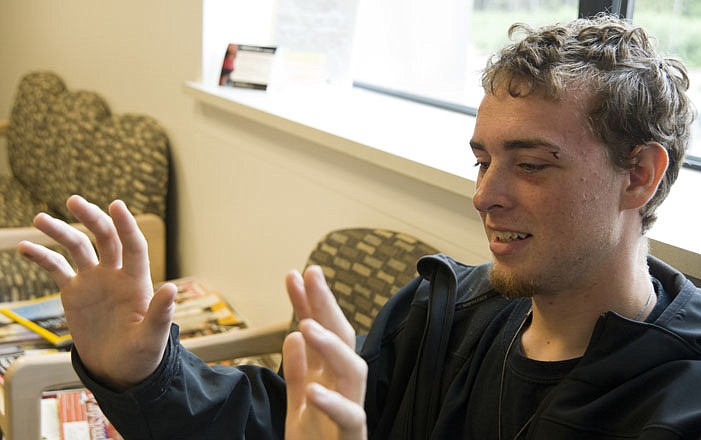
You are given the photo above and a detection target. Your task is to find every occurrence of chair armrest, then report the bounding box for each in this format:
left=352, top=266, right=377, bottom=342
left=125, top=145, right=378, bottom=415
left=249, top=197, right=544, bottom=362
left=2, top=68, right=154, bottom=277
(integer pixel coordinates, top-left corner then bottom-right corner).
left=0, top=119, right=8, bottom=137
left=0, top=213, right=166, bottom=283
left=183, top=321, right=289, bottom=362
left=2, top=351, right=79, bottom=440
left=135, top=213, right=166, bottom=283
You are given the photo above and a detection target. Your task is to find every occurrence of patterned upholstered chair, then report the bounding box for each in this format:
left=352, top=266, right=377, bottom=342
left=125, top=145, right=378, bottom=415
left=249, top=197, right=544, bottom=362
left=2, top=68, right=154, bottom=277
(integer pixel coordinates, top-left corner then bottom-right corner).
left=0, top=71, right=170, bottom=302
left=303, top=228, right=440, bottom=334
left=184, top=227, right=441, bottom=368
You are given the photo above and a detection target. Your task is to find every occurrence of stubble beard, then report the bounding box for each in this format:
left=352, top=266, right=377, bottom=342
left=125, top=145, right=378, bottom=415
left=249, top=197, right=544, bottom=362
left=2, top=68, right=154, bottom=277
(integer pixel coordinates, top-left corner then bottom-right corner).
left=489, top=264, right=540, bottom=299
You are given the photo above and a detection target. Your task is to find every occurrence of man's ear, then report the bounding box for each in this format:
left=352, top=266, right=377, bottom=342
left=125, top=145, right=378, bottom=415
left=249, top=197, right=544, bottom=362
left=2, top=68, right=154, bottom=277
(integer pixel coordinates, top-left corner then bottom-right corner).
left=621, top=142, right=669, bottom=210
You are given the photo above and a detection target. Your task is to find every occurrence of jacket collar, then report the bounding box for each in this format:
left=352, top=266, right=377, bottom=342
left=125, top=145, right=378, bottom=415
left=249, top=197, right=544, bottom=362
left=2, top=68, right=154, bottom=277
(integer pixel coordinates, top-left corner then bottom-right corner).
left=419, top=253, right=701, bottom=360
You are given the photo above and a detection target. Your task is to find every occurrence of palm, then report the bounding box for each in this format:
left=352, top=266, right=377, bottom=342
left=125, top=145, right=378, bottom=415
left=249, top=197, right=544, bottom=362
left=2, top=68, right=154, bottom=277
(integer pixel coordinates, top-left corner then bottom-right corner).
left=61, top=265, right=167, bottom=386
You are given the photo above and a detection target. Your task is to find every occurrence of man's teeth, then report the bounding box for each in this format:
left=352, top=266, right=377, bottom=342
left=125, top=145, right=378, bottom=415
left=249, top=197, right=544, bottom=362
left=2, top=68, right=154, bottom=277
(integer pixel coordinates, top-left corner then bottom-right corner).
left=494, top=231, right=530, bottom=242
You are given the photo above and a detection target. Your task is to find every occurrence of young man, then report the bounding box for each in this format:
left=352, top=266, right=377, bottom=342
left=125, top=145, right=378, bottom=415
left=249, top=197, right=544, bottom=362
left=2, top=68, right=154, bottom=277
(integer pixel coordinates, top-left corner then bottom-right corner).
left=19, top=14, right=701, bottom=440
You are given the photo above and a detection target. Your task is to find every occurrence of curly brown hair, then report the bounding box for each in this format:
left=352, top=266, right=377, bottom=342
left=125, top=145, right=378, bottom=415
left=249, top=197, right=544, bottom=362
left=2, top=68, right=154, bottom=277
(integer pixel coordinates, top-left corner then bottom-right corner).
left=481, top=14, right=696, bottom=233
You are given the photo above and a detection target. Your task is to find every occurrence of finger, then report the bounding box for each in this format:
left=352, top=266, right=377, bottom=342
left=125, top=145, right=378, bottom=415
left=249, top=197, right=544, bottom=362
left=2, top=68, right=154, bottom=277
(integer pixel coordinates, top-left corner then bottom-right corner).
left=299, top=319, right=368, bottom=403
left=306, top=382, right=367, bottom=435
left=66, top=195, right=122, bottom=269
left=32, top=212, right=98, bottom=271
left=282, top=332, right=308, bottom=413
left=108, top=200, right=150, bottom=279
left=304, top=329, right=325, bottom=376
left=303, top=266, right=356, bottom=347
left=17, top=240, right=76, bottom=288
left=286, top=270, right=312, bottom=320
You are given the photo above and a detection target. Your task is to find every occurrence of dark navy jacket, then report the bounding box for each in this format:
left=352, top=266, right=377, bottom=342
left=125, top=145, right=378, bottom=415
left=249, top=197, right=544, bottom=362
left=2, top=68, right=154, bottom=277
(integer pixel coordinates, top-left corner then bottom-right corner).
left=75, top=255, right=701, bottom=439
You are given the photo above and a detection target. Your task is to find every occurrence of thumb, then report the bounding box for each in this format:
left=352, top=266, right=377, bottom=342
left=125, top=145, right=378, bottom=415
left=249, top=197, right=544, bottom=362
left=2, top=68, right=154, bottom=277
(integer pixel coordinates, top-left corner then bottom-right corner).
left=144, top=282, right=177, bottom=337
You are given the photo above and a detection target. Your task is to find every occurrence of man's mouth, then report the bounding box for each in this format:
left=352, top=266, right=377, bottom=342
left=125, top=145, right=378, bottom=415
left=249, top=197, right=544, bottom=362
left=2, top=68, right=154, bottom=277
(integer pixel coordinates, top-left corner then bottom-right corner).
left=493, top=231, right=531, bottom=242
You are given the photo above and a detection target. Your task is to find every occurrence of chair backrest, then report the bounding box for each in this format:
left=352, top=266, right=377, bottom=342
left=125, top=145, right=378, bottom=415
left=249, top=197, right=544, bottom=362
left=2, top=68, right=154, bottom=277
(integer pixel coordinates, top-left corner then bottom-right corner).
left=6, top=71, right=170, bottom=221
left=304, top=228, right=440, bottom=335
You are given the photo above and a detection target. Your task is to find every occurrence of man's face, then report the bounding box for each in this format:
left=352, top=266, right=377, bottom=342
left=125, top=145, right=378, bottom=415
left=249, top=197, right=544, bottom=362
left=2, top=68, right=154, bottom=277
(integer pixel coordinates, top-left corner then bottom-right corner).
left=470, top=88, right=629, bottom=298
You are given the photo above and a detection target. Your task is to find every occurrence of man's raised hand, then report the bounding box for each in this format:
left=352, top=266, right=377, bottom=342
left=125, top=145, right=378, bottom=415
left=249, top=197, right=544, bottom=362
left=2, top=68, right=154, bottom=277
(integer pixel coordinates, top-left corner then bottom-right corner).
left=18, top=195, right=176, bottom=390
left=283, top=266, right=368, bottom=440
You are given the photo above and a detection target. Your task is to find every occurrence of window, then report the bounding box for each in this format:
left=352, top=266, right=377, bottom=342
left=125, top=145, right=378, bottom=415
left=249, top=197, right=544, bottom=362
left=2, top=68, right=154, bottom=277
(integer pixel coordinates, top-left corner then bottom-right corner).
left=632, top=0, right=701, bottom=167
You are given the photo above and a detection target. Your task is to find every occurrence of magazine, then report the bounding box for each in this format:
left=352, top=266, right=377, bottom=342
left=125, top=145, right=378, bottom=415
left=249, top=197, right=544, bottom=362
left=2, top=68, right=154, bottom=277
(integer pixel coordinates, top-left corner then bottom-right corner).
left=168, top=277, right=245, bottom=337
left=0, top=294, right=71, bottom=347
left=42, top=388, right=124, bottom=440
left=0, top=307, right=64, bottom=381
left=0, top=313, right=48, bottom=346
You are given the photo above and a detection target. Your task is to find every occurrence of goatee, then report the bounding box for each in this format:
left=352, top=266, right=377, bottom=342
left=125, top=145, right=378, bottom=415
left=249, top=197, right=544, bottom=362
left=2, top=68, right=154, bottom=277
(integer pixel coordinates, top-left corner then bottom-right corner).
left=489, top=266, right=539, bottom=299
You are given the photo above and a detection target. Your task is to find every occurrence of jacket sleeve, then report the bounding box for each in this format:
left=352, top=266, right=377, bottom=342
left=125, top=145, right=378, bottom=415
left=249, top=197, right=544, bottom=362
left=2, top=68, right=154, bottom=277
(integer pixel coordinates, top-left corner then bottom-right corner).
left=72, top=324, right=286, bottom=440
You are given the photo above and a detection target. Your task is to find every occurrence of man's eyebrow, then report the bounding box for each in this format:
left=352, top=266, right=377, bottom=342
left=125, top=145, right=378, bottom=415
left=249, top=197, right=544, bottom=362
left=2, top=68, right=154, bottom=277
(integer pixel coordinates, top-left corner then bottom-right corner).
left=508, top=139, right=563, bottom=160
left=469, top=139, right=562, bottom=161
left=469, top=140, right=484, bottom=151
left=503, top=138, right=561, bottom=154
left=469, top=138, right=561, bottom=151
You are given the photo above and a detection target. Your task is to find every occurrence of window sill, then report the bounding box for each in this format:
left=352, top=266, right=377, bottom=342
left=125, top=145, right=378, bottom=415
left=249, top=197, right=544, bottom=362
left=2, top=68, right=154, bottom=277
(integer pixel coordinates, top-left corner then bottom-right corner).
left=183, top=81, right=701, bottom=279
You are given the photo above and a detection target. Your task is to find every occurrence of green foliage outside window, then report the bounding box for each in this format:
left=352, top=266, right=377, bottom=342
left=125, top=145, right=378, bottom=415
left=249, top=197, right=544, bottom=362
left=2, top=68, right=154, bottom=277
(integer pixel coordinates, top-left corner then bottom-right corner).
left=635, top=0, right=701, bottom=68
left=469, top=0, right=701, bottom=68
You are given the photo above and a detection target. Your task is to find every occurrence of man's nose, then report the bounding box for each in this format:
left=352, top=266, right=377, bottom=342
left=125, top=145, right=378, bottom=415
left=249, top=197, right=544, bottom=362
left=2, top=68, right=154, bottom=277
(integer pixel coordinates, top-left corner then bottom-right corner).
left=472, top=165, right=513, bottom=213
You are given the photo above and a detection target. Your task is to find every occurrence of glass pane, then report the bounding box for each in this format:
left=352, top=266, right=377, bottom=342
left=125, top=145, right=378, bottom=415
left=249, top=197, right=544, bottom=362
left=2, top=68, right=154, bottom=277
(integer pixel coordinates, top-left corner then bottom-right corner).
left=633, top=0, right=701, bottom=160
left=465, top=0, right=578, bottom=104
left=353, top=0, right=577, bottom=108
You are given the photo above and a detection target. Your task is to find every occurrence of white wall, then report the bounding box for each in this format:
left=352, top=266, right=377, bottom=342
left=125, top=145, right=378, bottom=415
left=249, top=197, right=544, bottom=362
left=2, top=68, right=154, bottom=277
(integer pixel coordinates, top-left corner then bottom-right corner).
left=0, top=0, right=490, bottom=327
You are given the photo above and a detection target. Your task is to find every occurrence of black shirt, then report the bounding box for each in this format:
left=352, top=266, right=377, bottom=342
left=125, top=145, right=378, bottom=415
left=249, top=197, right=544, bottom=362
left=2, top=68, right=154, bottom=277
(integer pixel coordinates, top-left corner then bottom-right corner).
left=466, top=277, right=669, bottom=440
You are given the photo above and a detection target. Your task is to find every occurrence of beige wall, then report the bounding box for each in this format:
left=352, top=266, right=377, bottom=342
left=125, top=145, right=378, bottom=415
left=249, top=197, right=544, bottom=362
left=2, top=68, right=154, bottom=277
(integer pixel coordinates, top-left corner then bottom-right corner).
left=0, top=137, right=7, bottom=175
left=0, top=1, right=490, bottom=326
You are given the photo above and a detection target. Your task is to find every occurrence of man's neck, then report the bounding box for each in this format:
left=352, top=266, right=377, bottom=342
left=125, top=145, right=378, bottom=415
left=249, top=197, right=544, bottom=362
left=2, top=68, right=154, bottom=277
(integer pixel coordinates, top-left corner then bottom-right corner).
left=520, top=252, right=656, bottom=362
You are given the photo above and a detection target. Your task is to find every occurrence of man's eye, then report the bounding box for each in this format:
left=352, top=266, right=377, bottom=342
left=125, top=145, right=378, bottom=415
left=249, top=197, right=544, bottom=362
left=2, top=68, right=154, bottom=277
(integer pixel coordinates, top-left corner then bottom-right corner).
left=474, top=161, right=490, bottom=170
left=519, top=163, right=548, bottom=172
